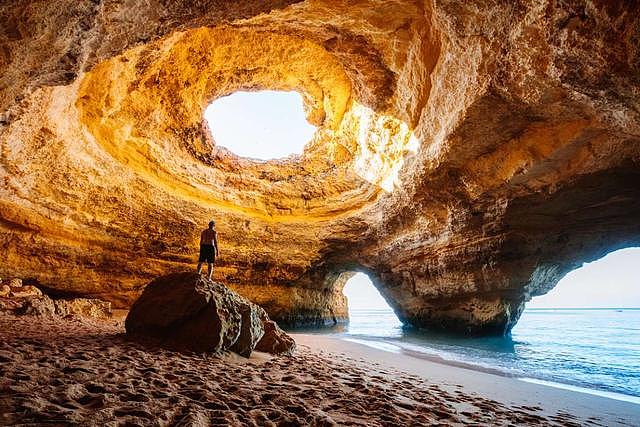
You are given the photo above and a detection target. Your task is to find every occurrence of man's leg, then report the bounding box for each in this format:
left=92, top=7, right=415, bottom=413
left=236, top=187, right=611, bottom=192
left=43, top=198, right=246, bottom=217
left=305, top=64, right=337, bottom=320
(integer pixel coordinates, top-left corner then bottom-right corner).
left=207, top=262, right=213, bottom=280
left=197, top=262, right=203, bottom=274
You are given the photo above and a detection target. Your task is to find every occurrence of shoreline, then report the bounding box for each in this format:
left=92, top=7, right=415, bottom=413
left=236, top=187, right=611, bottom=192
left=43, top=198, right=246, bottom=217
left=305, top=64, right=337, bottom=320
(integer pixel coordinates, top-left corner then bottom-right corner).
left=2, top=313, right=639, bottom=425
left=302, top=305, right=640, bottom=405
left=292, top=333, right=640, bottom=425
left=335, top=335, right=640, bottom=406
left=519, top=378, right=640, bottom=406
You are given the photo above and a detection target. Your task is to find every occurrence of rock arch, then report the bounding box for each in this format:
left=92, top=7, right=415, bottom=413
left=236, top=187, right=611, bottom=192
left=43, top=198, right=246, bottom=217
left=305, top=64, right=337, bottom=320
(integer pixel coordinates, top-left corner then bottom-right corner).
left=1, top=1, right=639, bottom=335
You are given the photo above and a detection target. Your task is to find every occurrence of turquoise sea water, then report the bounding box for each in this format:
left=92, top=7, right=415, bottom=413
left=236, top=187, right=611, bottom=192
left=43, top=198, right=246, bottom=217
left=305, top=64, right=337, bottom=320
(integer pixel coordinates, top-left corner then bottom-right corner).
left=298, top=308, right=640, bottom=402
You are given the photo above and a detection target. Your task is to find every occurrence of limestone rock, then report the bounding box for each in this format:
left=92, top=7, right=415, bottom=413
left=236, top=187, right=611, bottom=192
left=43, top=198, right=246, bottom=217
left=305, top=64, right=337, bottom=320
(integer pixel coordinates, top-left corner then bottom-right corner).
left=6, top=279, right=22, bottom=288
left=229, top=302, right=265, bottom=358
left=0, top=279, right=54, bottom=316
left=125, top=272, right=292, bottom=356
left=53, top=298, right=112, bottom=320
left=255, top=319, right=297, bottom=356
left=126, top=272, right=240, bottom=353
left=0, top=279, right=55, bottom=316
left=10, top=285, right=42, bottom=299
left=402, top=296, right=526, bottom=336
left=1, top=1, right=639, bottom=336
left=0, top=278, right=112, bottom=319
left=0, top=285, right=10, bottom=298
left=17, top=294, right=56, bottom=317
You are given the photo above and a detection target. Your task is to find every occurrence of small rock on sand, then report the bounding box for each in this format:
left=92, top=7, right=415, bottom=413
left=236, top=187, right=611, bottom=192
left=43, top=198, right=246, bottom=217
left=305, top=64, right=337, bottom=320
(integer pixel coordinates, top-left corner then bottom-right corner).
left=0, top=278, right=111, bottom=320
left=0, top=284, right=10, bottom=297
left=54, top=298, right=112, bottom=319
left=19, top=294, right=56, bottom=316
left=11, top=285, right=43, bottom=298
left=6, top=278, right=22, bottom=288
left=256, top=317, right=297, bottom=356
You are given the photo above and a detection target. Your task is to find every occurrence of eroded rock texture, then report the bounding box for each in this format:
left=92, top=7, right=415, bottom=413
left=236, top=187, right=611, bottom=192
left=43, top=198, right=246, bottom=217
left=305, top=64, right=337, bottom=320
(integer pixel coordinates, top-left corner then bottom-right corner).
left=0, top=278, right=112, bottom=319
left=1, top=1, right=639, bottom=335
left=125, top=272, right=295, bottom=356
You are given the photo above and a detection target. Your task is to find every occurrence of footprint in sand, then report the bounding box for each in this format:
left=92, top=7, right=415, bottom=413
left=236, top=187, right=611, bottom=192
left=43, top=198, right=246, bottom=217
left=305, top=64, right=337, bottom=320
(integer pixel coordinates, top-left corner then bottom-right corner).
left=113, top=407, right=155, bottom=420
left=120, top=391, right=150, bottom=403
left=150, top=390, right=169, bottom=399
left=75, top=394, right=106, bottom=409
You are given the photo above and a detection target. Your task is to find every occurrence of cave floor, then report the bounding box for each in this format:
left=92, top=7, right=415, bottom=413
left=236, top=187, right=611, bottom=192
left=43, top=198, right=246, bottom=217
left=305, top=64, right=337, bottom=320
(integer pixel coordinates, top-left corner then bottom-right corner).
left=0, top=313, right=623, bottom=426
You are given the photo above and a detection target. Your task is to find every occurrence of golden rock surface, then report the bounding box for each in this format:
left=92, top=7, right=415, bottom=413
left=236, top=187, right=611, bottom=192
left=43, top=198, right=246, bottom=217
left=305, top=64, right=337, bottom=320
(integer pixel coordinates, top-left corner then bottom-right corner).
left=1, top=1, right=639, bottom=334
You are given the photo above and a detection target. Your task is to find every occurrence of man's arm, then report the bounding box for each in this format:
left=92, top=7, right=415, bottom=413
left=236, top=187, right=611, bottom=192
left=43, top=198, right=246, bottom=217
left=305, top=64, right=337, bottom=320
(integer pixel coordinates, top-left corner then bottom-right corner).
left=213, top=232, right=219, bottom=256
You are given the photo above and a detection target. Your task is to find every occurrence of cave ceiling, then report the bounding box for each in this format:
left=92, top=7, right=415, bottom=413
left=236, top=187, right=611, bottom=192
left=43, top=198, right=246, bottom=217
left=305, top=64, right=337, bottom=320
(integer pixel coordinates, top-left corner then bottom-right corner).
left=1, top=0, right=639, bottom=334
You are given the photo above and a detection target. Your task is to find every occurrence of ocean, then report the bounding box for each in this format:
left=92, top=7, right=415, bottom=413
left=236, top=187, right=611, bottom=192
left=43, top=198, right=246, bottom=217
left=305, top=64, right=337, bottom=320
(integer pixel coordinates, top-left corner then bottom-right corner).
left=298, top=308, right=640, bottom=404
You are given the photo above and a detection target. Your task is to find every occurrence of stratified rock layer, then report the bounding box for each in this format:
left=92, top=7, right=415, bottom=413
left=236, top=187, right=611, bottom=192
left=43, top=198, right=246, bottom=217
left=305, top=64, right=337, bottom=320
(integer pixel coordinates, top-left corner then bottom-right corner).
left=1, top=1, right=639, bottom=335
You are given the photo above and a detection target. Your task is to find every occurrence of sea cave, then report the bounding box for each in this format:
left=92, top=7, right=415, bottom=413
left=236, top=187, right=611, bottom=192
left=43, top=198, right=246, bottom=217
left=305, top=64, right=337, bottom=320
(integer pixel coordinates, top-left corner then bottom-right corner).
left=1, top=0, right=639, bottom=424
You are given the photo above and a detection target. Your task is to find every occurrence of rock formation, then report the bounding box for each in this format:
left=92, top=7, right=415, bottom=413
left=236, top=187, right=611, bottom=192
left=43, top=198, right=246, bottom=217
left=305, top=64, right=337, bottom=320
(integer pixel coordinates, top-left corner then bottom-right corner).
left=255, top=315, right=298, bottom=356
left=0, top=278, right=112, bottom=319
left=1, top=1, right=639, bottom=335
left=53, top=298, right=112, bottom=320
left=125, top=272, right=295, bottom=356
left=0, top=278, right=56, bottom=316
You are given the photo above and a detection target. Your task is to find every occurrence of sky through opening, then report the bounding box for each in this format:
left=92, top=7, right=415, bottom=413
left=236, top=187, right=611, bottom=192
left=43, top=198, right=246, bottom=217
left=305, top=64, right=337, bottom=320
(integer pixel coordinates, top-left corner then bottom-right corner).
left=204, top=90, right=316, bottom=160
left=527, top=247, right=640, bottom=308
left=342, top=273, right=395, bottom=311
left=342, top=248, right=640, bottom=312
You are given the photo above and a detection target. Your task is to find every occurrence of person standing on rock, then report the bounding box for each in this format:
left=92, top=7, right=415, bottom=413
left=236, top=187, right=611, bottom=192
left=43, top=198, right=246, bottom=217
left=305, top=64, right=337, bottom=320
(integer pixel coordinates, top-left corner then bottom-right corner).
left=197, top=221, right=219, bottom=280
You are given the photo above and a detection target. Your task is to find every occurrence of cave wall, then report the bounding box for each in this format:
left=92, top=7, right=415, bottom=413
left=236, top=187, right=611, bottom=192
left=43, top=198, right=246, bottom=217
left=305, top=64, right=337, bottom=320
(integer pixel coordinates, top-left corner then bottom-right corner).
left=1, top=0, right=639, bottom=334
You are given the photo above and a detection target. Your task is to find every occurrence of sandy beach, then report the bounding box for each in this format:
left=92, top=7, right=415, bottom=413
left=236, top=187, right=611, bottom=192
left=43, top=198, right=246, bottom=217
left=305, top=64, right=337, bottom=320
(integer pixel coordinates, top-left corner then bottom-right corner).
left=294, top=335, right=640, bottom=426
left=1, top=313, right=638, bottom=426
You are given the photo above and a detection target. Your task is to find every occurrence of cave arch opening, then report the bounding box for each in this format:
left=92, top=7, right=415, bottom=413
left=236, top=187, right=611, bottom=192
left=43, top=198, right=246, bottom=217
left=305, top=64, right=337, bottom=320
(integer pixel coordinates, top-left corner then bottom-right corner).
left=203, top=90, right=317, bottom=160
left=341, top=272, right=402, bottom=336
left=526, top=247, right=640, bottom=310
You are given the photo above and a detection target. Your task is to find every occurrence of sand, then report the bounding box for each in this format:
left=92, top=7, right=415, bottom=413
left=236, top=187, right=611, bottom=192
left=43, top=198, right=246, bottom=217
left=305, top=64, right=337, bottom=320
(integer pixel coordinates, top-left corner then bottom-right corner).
left=0, top=313, right=638, bottom=426
left=293, top=335, right=640, bottom=426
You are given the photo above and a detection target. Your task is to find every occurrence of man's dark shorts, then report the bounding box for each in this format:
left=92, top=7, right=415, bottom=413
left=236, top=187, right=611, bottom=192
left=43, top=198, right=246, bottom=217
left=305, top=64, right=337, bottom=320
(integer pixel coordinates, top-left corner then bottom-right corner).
left=198, top=244, right=216, bottom=263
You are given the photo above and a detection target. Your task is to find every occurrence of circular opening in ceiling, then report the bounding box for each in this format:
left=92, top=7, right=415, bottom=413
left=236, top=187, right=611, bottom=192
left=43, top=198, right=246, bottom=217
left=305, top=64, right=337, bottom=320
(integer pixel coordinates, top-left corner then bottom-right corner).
left=204, top=90, right=317, bottom=160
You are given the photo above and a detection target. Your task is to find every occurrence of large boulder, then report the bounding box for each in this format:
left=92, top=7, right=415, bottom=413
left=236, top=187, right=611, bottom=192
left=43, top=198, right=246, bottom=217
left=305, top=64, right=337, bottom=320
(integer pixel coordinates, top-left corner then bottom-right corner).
left=125, top=272, right=295, bottom=356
